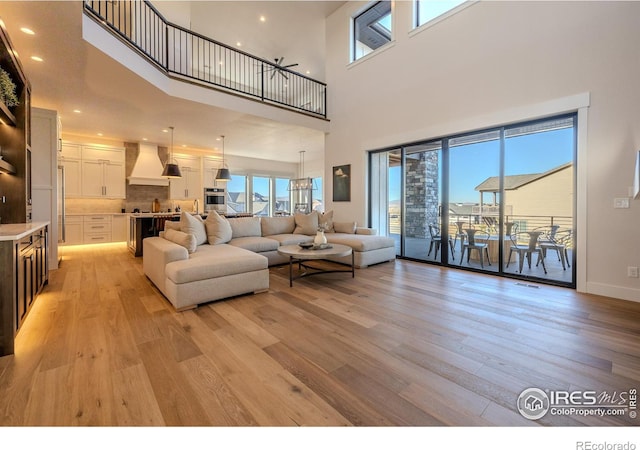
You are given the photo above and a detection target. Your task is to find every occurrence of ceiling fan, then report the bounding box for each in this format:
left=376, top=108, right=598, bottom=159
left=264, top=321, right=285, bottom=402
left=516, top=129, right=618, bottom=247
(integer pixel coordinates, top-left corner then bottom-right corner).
left=266, top=57, right=299, bottom=80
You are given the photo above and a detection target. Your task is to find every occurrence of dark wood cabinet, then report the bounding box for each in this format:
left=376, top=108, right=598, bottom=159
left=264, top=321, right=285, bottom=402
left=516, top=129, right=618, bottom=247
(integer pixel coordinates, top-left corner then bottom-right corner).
left=0, top=19, right=31, bottom=224
left=0, top=224, right=48, bottom=356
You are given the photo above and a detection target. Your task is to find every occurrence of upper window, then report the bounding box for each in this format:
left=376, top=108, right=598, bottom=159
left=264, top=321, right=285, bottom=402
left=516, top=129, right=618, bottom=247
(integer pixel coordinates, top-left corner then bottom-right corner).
left=415, top=0, right=466, bottom=28
left=353, top=1, right=392, bottom=61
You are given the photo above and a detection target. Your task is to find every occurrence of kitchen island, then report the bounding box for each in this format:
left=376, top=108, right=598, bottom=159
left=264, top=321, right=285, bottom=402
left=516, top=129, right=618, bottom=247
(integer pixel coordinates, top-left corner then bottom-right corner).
left=0, top=222, right=49, bottom=356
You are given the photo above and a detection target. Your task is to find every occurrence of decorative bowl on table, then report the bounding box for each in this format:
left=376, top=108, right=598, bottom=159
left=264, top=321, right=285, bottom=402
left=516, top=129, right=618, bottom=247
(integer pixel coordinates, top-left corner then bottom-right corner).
left=298, top=242, right=314, bottom=249
left=312, top=243, right=332, bottom=250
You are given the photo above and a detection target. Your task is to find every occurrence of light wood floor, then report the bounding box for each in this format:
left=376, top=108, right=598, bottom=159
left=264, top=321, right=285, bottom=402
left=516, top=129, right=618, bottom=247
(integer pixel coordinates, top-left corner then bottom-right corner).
left=1, top=242, right=639, bottom=426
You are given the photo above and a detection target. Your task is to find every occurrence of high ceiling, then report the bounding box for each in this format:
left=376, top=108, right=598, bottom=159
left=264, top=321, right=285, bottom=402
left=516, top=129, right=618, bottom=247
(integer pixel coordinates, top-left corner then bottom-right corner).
left=0, top=1, right=344, bottom=163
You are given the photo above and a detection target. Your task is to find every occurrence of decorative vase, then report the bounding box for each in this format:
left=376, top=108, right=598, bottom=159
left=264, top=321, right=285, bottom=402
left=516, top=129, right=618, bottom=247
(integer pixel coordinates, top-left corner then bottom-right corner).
left=314, top=229, right=327, bottom=246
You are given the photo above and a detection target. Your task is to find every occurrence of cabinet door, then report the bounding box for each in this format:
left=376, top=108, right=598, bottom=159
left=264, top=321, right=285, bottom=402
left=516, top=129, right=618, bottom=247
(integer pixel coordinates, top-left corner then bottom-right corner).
left=186, top=168, right=201, bottom=199
left=203, top=168, right=218, bottom=188
left=112, top=215, right=127, bottom=242
left=169, top=172, right=188, bottom=200
left=104, top=162, right=125, bottom=198
left=81, top=160, right=105, bottom=197
left=17, top=247, right=34, bottom=328
left=64, top=217, right=83, bottom=245
left=60, top=158, right=82, bottom=197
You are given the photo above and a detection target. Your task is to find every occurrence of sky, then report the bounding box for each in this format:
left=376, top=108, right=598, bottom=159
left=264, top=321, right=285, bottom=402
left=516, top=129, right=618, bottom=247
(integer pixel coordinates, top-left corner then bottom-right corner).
left=389, top=127, right=574, bottom=204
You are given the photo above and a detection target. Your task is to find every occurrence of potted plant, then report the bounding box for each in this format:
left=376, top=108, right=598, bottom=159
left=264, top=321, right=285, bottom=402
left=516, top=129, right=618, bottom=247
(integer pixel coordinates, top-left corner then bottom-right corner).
left=0, top=68, right=19, bottom=108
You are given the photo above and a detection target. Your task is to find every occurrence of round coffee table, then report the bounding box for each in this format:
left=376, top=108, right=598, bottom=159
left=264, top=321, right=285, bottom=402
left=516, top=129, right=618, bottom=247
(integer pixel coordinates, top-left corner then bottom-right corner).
left=277, top=243, right=354, bottom=287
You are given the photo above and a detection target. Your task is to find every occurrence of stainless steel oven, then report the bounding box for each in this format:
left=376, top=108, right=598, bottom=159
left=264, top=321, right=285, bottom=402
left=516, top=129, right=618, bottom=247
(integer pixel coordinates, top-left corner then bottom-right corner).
left=204, top=187, right=226, bottom=212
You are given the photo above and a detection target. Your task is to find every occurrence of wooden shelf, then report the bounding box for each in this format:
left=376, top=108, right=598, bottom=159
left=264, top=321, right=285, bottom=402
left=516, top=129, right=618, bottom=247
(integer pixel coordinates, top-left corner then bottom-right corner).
left=0, top=100, right=16, bottom=126
left=0, top=157, right=16, bottom=174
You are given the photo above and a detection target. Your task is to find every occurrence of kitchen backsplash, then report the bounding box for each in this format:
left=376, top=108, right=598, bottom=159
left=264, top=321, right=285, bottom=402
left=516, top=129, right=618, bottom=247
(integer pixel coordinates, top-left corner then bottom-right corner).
left=66, top=198, right=198, bottom=214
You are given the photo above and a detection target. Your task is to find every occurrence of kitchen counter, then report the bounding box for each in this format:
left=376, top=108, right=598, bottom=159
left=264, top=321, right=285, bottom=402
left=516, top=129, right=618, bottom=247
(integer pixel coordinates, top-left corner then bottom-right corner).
left=0, top=221, right=50, bottom=241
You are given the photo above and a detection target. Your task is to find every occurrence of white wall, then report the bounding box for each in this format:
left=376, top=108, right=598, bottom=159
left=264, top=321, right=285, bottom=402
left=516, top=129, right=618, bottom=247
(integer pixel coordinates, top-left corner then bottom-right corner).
left=325, top=1, right=640, bottom=302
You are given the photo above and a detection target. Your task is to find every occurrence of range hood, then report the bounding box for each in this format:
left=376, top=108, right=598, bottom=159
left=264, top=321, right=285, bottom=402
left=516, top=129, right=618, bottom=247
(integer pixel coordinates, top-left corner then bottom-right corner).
left=128, top=143, right=169, bottom=186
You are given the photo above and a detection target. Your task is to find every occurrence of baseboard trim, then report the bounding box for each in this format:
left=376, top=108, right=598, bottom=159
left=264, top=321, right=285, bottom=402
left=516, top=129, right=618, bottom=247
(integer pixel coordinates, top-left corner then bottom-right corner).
left=585, top=282, right=640, bottom=303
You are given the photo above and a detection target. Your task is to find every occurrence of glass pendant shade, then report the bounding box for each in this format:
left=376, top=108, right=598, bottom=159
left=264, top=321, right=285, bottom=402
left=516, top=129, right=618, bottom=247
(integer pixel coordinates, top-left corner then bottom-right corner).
left=163, top=126, right=182, bottom=178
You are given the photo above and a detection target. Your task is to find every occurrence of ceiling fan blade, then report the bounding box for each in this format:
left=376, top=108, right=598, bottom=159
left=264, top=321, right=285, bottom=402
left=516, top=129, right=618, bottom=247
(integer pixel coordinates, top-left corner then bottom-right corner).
left=283, top=63, right=298, bottom=69
left=271, top=70, right=276, bottom=80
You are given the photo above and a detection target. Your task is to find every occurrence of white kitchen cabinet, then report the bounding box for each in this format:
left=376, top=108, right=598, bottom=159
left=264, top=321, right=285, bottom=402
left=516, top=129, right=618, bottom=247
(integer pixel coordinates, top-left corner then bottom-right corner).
left=203, top=157, right=222, bottom=188
left=59, top=143, right=82, bottom=198
left=112, top=215, right=127, bottom=242
left=63, top=216, right=83, bottom=245
left=81, top=159, right=125, bottom=198
left=83, top=214, right=112, bottom=243
left=80, top=145, right=126, bottom=198
left=170, top=155, right=201, bottom=200
left=32, top=107, right=62, bottom=269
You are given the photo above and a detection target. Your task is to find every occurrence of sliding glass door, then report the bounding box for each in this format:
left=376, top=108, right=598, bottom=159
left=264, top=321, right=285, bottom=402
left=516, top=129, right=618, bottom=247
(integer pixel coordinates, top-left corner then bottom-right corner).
left=449, top=131, right=501, bottom=273
left=368, top=113, right=576, bottom=287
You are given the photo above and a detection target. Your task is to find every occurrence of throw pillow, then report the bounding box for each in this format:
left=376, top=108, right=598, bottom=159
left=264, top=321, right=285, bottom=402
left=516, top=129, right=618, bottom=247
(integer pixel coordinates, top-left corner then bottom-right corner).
left=293, top=211, right=319, bottom=235
left=163, top=228, right=197, bottom=253
left=180, top=212, right=207, bottom=245
left=333, top=221, right=357, bottom=234
left=261, top=215, right=296, bottom=236
left=204, top=211, right=232, bottom=245
left=164, top=221, right=181, bottom=231
left=318, top=210, right=334, bottom=233
left=228, top=216, right=262, bottom=238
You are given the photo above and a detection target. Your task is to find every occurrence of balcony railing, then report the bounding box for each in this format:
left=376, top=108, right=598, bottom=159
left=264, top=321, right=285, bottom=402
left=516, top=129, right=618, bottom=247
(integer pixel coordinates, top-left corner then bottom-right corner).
left=83, top=0, right=327, bottom=118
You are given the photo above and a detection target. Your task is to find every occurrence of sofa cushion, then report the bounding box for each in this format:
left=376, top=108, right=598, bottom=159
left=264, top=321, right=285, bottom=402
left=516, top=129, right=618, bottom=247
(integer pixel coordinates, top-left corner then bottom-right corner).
left=204, top=211, right=232, bottom=245
left=180, top=212, right=207, bottom=245
left=166, top=244, right=268, bottom=284
left=228, top=216, right=262, bottom=238
left=294, top=211, right=319, bottom=235
left=229, top=236, right=280, bottom=253
left=325, top=233, right=395, bottom=252
left=261, top=215, right=295, bottom=236
left=163, top=228, right=197, bottom=253
left=334, top=221, right=357, bottom=234
left=318, top=210, right=334, bottom=232
left=267, top=234, right=313, bottom=246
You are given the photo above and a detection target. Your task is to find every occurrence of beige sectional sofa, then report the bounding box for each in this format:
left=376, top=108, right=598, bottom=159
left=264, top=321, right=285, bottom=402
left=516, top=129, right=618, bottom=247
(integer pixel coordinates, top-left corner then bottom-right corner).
left=143, top=211, right=395, bottom=311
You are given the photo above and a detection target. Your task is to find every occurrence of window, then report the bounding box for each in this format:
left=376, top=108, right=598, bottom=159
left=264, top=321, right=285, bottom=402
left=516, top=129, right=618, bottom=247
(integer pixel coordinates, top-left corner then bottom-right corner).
left=226, top=174, right=247, bottom=213
left=353, top=1, right=392, bottom=61
left=313, top=177, right=323, bottom=212
left=275, top=178, right=291, bottom=215
left=415, top=0, right=466, bottom=28
left=252, top=176, right=271, bottom=216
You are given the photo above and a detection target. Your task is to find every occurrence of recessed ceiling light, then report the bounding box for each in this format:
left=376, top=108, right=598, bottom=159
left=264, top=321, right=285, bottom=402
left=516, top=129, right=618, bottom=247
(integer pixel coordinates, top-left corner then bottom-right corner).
left=142, top=138, right=148, bottom=141
left=181, top=144, right=187, bottom=148
left=216, top=137, right=221, bottom=141
left=259, top=16, right=266, bottom=22
left=306, top=70, right=310, bottom=75
left=97, top=133, right=103, bottom=136
left=30, top=56, right=43, bottom=62
left=73, top=109, right=82, bottom=114
left=236, top=41, right=242, bottom=47
left=20, top=27, right=35, bottom=35
left=162, top=129, right=168, bottom=133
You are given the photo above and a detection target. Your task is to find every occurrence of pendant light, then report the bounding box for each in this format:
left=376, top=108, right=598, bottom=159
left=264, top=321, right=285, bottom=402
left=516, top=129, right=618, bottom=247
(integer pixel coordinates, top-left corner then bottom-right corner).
left=215, top=135, right=231, bottom=181
left=161, top=126, right=182, bottom=178
left=288, top=150, right=316, bottom=191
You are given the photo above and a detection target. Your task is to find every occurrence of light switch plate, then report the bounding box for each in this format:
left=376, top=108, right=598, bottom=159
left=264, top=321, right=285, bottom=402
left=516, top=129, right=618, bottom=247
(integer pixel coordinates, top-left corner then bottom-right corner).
left=614, top=197, right=630, bottom=209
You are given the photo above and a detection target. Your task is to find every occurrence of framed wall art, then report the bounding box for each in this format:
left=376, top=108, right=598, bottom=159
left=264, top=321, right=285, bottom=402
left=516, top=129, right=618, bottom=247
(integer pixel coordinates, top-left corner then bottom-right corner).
left=332, top=164, right=351, bottom=202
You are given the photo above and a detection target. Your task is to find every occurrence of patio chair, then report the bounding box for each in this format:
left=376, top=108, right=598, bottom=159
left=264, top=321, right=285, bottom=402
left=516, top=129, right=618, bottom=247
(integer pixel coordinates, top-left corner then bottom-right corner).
left=459, top=229, right=491, bottom=268
left=537, top=228, right=571, bottom=270
left=507, top=231, right=547, bottom=274
left=427, top=224, right=455, bottom=260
